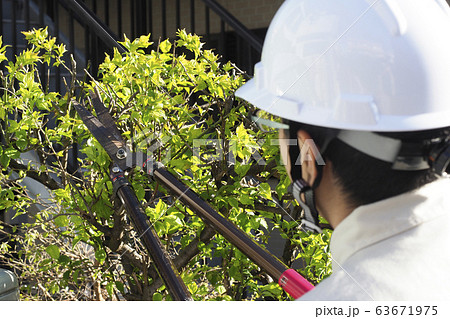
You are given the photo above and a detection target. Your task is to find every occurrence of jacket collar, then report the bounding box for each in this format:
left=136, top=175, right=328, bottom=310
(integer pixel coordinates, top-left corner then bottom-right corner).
left=330, top=178, right=450, bottom=266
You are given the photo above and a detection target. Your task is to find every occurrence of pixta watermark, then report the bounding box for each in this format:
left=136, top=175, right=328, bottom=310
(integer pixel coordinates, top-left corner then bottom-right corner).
left=124, top=130, right=325, bottom=169
left=193, top=138, right=325, bottom=166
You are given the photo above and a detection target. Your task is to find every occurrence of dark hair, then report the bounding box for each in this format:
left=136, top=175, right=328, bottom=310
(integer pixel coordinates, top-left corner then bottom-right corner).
left=324, top=138, right=437, bottom=207
left=288, top=121, right=449, bottom=207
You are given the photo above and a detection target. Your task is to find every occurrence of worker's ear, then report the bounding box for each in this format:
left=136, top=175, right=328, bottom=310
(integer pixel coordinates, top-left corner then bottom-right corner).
left=297, top=130, right=319, bottom=186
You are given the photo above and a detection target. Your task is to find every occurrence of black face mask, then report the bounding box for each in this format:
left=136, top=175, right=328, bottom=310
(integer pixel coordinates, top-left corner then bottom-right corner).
left=283, top=120, right=335, bottom=233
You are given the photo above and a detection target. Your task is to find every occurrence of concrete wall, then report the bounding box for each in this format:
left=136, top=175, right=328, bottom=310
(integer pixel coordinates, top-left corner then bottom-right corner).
left=81, top=0, right=283, bottom=41
left=217, top=0, right=284, bottom=30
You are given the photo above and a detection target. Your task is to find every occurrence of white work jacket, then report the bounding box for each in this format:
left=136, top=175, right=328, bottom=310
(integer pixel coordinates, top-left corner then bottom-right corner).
left=298, top=178, right=450, bottom=300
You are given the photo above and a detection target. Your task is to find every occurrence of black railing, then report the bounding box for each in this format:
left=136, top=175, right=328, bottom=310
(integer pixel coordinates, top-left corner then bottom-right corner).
left=1, top=0, right=265, bottom=185
left=1, top=0, right=264, bottom=90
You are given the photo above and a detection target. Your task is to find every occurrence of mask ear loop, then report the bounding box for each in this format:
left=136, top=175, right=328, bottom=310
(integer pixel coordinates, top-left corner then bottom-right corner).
left=286, top=122, right=337, bottom=233
left=285, top=122, right=324, bottom=233
left=291, top=179, right=323, bottom=233
left=429, top=139, right=450, bottom=177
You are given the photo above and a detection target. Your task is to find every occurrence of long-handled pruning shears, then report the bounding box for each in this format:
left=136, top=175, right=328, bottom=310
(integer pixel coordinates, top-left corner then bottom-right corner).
left=72, top=88, right=314, bottom=300
left=72, top=89, right=192, bottom=300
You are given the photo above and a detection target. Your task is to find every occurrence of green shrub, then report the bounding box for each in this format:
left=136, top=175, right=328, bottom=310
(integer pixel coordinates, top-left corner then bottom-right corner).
left=0, top=28, right=331, bottom=300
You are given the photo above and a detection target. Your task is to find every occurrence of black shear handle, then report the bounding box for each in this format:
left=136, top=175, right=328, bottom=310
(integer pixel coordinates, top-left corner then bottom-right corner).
left=151, top=166, right=314, bottom=299
left=110, top=167, right=192, bottom=301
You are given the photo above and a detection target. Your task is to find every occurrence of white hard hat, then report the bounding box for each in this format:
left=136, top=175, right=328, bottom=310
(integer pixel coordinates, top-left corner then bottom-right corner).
left=235, top=0, right=450, bottom=132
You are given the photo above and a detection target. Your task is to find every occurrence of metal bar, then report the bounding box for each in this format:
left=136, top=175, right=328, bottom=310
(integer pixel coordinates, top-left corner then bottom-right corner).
left=247, top=43, right=254, bottom=75
left=117, top=0, right=122, bottom=38
left=12, top=0, right=17, bottom=58
left=54, top=1, right=61, bottom=93
left=136, top=0, right=141, bottom=36
left=176, top=0, right=181, bottom=31
left=104, top=0, right=109, bottom=26
left=0, top=2, right=2, bottom=43
left=161, top=0, right=167, bottom=39
left=219, top=20, right=225, bottom=56
left=200, top=0, right=262, bottom=53
left=153, top=168, right=287, bottom=280
left=111, top=168, right=192, bottom=301
left=92, top=28, right=99, bottom=75
left=205, top=5, right=210, bottom=42
left=190, top=0, right=195, bottom=33
left=130, top=0, right=135, bottom=40
left=139, top=0, right=147, bottom=36
left=60, top=0, right=126, bottom=54
left=38, top=0, right=47, bottom=90
left=152, top=167, right=314, bottom=298
left=38, top=0, right=44, bottom=26
left=25, top=0, right=30, bottom=33
left=69, top=9, right=75, bottom=55
left=148, top=0, right=153, bottom=42
left=236, top=34, right=243, bottom=70
left=69, top=2, right=80, bottom=172
left=84, top=19, right=90, bottom=70
left=92, top=0, right=97, bottom=15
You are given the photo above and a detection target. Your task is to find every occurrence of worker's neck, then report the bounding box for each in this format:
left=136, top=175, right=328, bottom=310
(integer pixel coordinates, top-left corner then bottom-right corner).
left=315, top=162, right=355, bottom=229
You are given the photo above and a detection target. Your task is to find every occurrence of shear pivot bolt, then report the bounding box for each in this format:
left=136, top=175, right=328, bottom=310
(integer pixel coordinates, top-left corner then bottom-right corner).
left=116, top=148, right=127, bottom=159
left=112, top=166, right=120, bottom=173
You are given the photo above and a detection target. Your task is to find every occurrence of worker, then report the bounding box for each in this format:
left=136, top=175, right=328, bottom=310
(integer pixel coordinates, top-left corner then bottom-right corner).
left=236, top=0, right=450, bottom=300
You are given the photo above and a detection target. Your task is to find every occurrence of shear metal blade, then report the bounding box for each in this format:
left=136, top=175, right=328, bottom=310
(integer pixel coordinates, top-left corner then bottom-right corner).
left=90, top=87, right=125, bottom=145
left=73, top=100, right=129, bottom=171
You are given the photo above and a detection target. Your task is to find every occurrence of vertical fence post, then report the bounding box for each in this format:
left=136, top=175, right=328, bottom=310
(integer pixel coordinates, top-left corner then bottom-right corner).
left=204, top=5, right=210, bottom=43
left=219, top=20, right=225, bottom=56
left=104, top=0, right=109, bottom=27
left=176, top=0, right=181, bottom=32
left=69, top=10, right=75, bottom=58
left=190, top=0, right=195, bottom=34
left=38, top=0, right=44, bottom=26
left=117, top=0, right=122, bottom=39
left=148, top=0, right=153, bottom=42
left=92, top=0, right=97, bottom=15
left=53, top=1, right=61, bottom=93
left=130, top=0, right=135, bottom=39
left=38, top=0, right=47, bottom=90
left=161, top=0, right=167, bottom=40
left=12, top=0, right=18, bottom=59
left=135, top=0, right=143, bottom=37
left=24, top=0, right=30, bottom=34
left=0, top=2, right=3, bottom=44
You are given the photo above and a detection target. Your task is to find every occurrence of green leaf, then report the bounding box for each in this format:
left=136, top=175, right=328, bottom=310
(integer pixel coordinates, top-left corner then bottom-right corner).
left=258, top=183, right=272, bottom=200
left=95, top=249, right=107, bottom=263
left=106, top=281, right=114, bottom=297
left=239, top=193, right=253, bottom=205
left=215, top=285, right=226, bottom=294
left=227, top=197, right=239, bottom=210
left=155, top=199, right=167, bottom=218
left=276, top=175, right=291, bottom=199
left=153, top=292, right=163, bottom=301
left=72, top=269, right=80, bottom=283
left=234, top=162, right=251, bottom=176
left=46, top=245, right=60, bottom=260
left=228, top=264, right=242, bottom=281
left=162, top=215, right=183, bottom=233
left=0, top=154, right=10, bottom=168
left=54, top=215, right=69, bottom=227
left=58, top=254, right=71, bottom=265
left=159, top=39, right=172, bottom=53
left=4, top=148, right=20, bottom=160
left=115, top=281, right=125, bottom=294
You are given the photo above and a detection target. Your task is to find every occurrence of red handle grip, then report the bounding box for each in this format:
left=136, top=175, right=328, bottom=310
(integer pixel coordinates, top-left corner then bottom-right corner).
left=278, top=269, right=314, bottom=299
